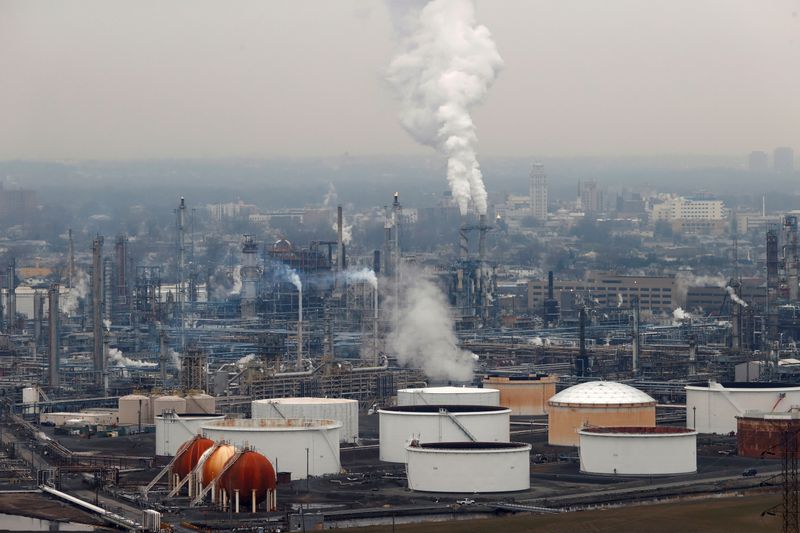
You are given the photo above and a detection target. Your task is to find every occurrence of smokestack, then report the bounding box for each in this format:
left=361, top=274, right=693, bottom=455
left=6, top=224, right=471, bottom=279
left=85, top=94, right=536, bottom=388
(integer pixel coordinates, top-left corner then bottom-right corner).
left=48, top=284, right=60, bottom=388
left=731, top=280, right=742, bottom=353
left=373, top=250, right=381, bottom=274
left=114, top=235, right=128, bottom=321
left=92, top=236, right=104, bottom=387
left=296, top=286, right=303, bottom=371
left=337, top=206, right=344, bottom=273
left=159, top=329, right=168, bottom=383
left=577, top=306, right=588, bottom=377
left=68, top=229, right=75, bottom=290
left=6, top=259, right=15, bottom=334
left=103, top=335, right=110, bottom=393
left=632, top=296, right=640, bottom=375
left=786, top=216, right=799, bottom=301
left=177, top=197, right=187, bottom=349
left=688, top=335, right=697, bottom=376
left=459, top=226, right=469, bottom=260
left=548, top=271, right=554, bottom=300
left=33, top=290, right=43, bottom=347
left=374, top=279, right=380, bottom=365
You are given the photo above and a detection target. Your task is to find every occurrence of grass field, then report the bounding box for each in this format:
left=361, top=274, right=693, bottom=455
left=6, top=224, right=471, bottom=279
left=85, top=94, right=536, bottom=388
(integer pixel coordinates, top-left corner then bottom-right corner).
left=344, top=493, right=783, bottom=532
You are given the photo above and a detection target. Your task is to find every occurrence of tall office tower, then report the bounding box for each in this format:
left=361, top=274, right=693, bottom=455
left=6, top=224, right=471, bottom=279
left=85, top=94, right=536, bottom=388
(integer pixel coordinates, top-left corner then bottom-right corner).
left=748, top=151, right=768, bottom=172
left=529, top=163, right=548, bottom=220
left=774, top=146, right=794, bottom=173
left=580, top=180, right=604, bottom=213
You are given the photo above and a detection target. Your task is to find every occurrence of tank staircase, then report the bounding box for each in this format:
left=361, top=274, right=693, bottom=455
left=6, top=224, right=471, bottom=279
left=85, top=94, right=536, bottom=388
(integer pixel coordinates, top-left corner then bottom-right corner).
left=191, top=447, right=244, bottom=506
left=439, top=408, right=477, bottom=441
left=142, top=436, right=196, bottom=499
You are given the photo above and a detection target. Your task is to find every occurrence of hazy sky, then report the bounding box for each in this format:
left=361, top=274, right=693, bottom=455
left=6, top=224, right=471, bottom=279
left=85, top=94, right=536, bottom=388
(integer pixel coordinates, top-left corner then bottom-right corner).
left=2, top=0, right=800, bottom=160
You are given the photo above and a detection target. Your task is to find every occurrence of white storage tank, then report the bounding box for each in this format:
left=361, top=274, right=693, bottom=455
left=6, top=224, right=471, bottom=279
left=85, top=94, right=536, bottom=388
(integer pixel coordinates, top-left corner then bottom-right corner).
left=547, top=381, right=656, bottom=446
left=685, top=381, right=800, bottom=434
left=153, top=395, right=186, bottom=416
left=22, top=387, right=38, bottom=415
left=252, top=398, right=359, bottom=443
left=185, top=393, right=216, bottom=414
left=406, top=442, right=531, bottom=493
left=378, top=405, right=511, bottom=463
left=119, top=394, right=153, bottom=425
left=579, top=426, right=697, bottom=475
left=397, top=386, right=500, bottom=407
left=202, top=418, right=341, bottom=479
left=155, top=412, right=226, bottom=456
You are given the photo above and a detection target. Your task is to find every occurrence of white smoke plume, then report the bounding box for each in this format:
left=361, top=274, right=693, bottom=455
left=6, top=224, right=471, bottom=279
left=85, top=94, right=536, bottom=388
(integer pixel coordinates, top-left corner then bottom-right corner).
left=323, top=182, right=338, bottom=208
left=103, top=319, right=111, bottom=331
left=62, top=269, right=90, bottom=316
left=236, top=353, right=256, bottom=366
left=673, top=307, right=691, bottom=320
left=387, top=267, right=475, bottom=381
left=529, top=336, right=543, bottom=346
left=229, top=265, right=242, bottom=295
left=673, top=272, right=726, bottom=307
left=726, top=286, right=748, bottom=307
left=332, top=219, right=353, bottom=245
left=617, top=293, right=623, bottom=308
left=345, top=268, right=378, bottom=290
left=386, top=0, right=503, bottom=215
left=107, top=347, right=157, bottom=368
left=169, top=348, right=182, bottom=370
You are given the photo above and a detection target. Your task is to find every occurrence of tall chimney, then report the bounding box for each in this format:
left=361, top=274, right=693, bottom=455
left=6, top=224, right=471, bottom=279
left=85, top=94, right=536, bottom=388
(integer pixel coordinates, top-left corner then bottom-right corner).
left=6, top=259, right=15, bottom=334
left=632, top=296, right=640, bottom=375
left=337, top=206, right=344, bottom=273
left=92, top=236, right=105, bottom=387
left=577, top=306, right=588, bottom=376
left=159, top=329, right=168, bottom=383
left=547, top=271, right=554, bottom=300
left=296, top=286, right=304, bottom=371
left=48, top=284, right=60, bottom=388
left=33, top=290, right=43, bottom=347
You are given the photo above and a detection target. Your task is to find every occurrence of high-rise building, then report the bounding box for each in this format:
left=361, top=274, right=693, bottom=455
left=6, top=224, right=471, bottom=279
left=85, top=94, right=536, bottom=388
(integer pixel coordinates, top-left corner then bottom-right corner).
left=748, top=151, right=768, bottom=172
left=579, top=180, right=604, bottom=213
left=774, top=146, right=794, bottom=173
left=529, top=163, right=548, bottom=220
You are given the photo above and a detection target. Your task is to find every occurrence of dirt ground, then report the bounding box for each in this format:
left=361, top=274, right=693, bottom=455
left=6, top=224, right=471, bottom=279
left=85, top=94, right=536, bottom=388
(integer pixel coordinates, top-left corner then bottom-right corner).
left=0, top=492, right=110, bottom=528
left=344, top=492, right=783, bottom=533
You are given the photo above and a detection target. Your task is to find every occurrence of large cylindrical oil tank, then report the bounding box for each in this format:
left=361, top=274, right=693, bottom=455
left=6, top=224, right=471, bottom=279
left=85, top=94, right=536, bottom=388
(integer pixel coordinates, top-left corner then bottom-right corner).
left=686, top=381, right=800, bottom=434
left=378, top=405, right=511, bottom=463
left=578, top=426, right=697, bottom=475
left=406, top=442, right=531, bottom=493
left=185, top=393, right=216, bottom=414
left=737, top=411, right=800, bottom=458
left=216, top=450, right=277, bottom=511
left=118, top=394, right=153, bottom=425
left=156, top=412, right=226, bottom=456
left=153, top=395, right=186, bottom=416
left=251, top=398, right=359, bottom=443
left=396, top=386, right=500, bottom=407
left=547, top=381, right=656, bottom=446
left=202, top=419, right=341, bottom=479
left=201, top=443, right=236, bottom=486
left=171, top=435, right=214, bottom=479
left=482, top=374, right=558, bottom=416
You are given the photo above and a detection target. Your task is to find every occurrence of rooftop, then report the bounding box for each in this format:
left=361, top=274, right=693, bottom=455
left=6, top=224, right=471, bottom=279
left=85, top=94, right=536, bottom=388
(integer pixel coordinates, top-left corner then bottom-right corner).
left=549, top=381, right=655, bottom=406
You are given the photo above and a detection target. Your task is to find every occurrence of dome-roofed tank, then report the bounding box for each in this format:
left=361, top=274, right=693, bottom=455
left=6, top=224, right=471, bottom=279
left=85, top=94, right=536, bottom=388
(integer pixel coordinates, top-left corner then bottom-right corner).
left=153, top=395, right=186, bottom=416
left=119, top=394, right=152, bottom=425
left=547, top=381, right=656, bottom=446
left=217, top=449, right=277, bottom=511
left=201, top=443, right=236, bottom=486
left=185, top=393, right=216, bottom=414
left=171, top=435, right=214, bottom=479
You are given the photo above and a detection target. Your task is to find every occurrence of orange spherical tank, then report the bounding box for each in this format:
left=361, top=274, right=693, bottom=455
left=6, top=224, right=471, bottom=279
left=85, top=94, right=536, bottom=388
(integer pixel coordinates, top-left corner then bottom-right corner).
left=202, top=444, right=236, bottom=485
left=217, top=450, right=277, bottom=505
left=171, top=436, right=214, bottom=479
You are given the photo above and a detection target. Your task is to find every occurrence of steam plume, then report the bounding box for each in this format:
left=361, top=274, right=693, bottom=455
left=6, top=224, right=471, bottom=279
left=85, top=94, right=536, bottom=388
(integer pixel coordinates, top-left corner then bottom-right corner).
left=236, top=353, right=256, bottom=366
left=726, top=286, right=748, bottom=307
left=673, top=307, right=691, bottom=320
left=107, top=347, right=157, bottom=368
left=345, top=268, right=378, bottom=289
left=62, top=269, right=90, bottom=315
left=387, top=267, right=475, bottom=381
left=229, top=265, right=242, bottom=295
left=386, top=0, right=503, bottom=215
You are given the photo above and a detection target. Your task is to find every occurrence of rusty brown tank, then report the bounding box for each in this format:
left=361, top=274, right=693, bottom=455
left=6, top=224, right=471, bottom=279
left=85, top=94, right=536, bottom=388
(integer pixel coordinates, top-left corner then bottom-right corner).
left=737, top=412, right=800, bottom=458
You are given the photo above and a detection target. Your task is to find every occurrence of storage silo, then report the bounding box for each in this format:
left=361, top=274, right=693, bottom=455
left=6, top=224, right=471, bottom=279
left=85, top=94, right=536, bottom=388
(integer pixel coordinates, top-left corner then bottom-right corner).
left=482, top=374, right=558, bottom=415
left=119, top=394, right=153, bottom=425
left=156, top=412, right=226, bottom=456
left=686, top=381, right=800, bottom=434
left=578, top=426, right=697, bottom=475
left=406, top=442, right=531, bottom=493
left=185, top=393, right=216, bottom=414
left=378, top=405, right=511, bottom=463
left=547, top=381, right=656, bottom=446
left=202, top=418, right=341, bottom=479
left=396, top=386, right=500, bottom=407
left=251, top=398, right=359, bottom=443
left=153, top=395, right=186, bottom=416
